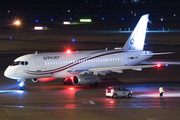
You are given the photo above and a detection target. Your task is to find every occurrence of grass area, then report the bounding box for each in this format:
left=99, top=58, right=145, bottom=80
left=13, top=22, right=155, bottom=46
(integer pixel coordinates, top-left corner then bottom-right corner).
left=0, top=21, right=180, bottom=52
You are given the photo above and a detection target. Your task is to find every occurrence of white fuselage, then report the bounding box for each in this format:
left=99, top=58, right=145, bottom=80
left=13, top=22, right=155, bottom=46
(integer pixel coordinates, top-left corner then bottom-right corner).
left=4, top=49, right=152, bottom=80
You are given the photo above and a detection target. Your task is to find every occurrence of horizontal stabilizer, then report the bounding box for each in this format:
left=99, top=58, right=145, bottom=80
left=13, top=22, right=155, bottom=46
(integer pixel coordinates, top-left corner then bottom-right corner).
left=141, top=61, right=180, bottom=65
left=141, top=52, right=174, bottom=56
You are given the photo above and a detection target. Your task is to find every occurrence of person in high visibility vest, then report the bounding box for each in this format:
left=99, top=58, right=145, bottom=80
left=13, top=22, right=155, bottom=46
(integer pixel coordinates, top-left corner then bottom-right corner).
left=159, top=86, right=164, bottom=98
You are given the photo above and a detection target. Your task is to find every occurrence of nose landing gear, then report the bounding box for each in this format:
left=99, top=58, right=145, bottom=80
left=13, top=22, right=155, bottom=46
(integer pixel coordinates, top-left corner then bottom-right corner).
left=18, top=79, right=25, bottom=90
left=19, top=82, right=25, bottom=90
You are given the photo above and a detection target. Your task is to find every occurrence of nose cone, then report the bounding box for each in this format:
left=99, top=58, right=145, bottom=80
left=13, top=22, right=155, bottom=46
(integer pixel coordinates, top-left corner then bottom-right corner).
left=4, top=66, right=10, bottom=78
left=4, top=66, right=15, bottom=79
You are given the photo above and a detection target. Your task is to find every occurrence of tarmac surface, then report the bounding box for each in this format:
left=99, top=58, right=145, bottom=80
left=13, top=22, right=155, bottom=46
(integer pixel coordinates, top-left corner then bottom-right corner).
left=1, top=73, right=180, bottom=120
left=0, top=22, right=180, bottom=120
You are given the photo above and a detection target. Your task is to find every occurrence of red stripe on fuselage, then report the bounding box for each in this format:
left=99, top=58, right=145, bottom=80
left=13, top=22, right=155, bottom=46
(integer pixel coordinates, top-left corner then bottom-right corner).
left=24, top=50, right=130, bottom=75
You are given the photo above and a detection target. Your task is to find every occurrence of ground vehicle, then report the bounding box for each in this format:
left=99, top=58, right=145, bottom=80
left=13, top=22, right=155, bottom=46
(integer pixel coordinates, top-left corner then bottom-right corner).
left=105, top=87, right=132, bottom=98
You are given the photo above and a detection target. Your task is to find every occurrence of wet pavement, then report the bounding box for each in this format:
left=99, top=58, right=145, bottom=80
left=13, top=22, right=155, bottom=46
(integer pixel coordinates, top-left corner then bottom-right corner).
left=0, top=75, right=180, bottom=120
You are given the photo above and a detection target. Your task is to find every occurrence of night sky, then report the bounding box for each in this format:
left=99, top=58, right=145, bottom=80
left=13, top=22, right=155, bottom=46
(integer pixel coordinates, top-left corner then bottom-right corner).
left=0, top=0, right=179, bottom=23
left=0, top=0, right=179, bottom=13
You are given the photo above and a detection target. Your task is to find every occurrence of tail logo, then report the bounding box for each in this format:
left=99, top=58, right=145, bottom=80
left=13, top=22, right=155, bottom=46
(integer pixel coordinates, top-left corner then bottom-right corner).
left=130, top=38, right=134, bottom=44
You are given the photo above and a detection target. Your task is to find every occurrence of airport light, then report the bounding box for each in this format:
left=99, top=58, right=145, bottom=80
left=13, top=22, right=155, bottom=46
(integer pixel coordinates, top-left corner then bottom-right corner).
left=34, top=26, right=43, bottom=30
left=63, top=21, right=77, bottom=25
left=80, top=19, right=91, bottom=22
left=34, top=26, right=47, bottom=30
left=161, top=18, right=163, bottom=21
left=13, top=20, right=21, bottom=25
left=63, top=21, right=70, bottom=25
left=72, top=39, right=75, bottom=42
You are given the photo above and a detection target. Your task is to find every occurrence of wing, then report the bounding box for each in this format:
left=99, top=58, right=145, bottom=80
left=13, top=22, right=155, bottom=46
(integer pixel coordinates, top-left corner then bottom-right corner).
left=68, top=65, right=158, bottom=75
left=89, top=65, right=157, bottom=72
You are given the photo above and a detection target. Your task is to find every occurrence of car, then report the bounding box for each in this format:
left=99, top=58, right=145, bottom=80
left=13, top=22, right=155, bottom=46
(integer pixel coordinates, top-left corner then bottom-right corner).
left=105, top=87, right=132, bottom=98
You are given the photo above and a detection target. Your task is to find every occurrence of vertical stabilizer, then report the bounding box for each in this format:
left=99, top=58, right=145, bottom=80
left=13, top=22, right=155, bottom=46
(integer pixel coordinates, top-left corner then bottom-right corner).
left=123, top=14, right=149, bottom=50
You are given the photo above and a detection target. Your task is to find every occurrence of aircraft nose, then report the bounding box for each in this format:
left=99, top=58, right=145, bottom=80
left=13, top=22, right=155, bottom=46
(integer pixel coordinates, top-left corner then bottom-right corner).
left=4, top=66, right=14, bottom=79
left=4, top=67, right=10, bottom=77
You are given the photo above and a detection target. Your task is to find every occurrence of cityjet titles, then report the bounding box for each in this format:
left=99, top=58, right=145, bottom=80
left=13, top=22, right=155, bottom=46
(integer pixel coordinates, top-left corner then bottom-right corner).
left=43, top=56, right=60, bottom=60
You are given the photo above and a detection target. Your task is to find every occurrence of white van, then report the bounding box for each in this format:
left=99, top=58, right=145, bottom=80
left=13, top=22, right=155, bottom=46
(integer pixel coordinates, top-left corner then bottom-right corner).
left=105, top=87, right=132, bottom=98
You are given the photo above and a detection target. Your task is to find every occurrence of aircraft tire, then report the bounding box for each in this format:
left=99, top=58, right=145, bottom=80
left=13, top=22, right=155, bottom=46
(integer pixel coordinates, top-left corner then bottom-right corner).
left=94, top=82, right=99, bottom=87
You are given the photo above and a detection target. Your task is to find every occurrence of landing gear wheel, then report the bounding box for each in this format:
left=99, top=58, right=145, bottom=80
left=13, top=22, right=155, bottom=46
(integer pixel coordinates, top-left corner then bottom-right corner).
left=94, top=82, right=99, bottom=87
left=63, top=78, right=73, bottom=85
left=20, top=86, right=25, bottom=90
left=63, top=80, right=67, bottom=85
left=128, top=93, right=132, bottom=98
left=90, top=82, right=99, bottom=87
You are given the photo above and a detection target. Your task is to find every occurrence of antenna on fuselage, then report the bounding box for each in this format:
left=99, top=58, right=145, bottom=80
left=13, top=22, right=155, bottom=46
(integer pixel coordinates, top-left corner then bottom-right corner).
left=35, top=51, right=38, bottom=54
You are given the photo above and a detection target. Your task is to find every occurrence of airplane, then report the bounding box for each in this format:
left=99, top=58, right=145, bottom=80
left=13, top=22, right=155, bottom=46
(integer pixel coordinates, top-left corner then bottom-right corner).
left=4, top=14, right=172, bottom=90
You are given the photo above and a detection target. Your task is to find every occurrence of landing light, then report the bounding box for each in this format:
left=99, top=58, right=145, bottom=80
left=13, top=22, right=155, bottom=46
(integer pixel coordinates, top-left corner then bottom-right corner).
left=19, top=82, right=24, bottom=87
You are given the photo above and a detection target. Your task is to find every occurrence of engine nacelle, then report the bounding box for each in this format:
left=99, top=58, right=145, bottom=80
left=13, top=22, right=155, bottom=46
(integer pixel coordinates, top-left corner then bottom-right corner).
left=72, top=74, right=99, bottom=85
left=32, top=78, right=39, bottom=82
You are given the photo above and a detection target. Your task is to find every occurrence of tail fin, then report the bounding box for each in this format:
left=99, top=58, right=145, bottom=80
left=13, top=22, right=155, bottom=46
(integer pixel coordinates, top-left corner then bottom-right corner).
left=123, top=14, right=149, bottom=50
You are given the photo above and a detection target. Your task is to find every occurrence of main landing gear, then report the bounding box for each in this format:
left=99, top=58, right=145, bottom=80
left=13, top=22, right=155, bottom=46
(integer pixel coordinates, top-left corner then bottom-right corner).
left=90, top=82, right=99, bottom=87
left=18, top=79, right=25, bottom=90
left=63, top=78, right=73, bottom=85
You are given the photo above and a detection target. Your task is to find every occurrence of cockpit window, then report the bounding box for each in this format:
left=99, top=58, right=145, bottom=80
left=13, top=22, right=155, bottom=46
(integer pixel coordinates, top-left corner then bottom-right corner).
left=20, top=61, right=24, bottom=65
left=11, top=61, right=21, bottom=66
left=25, top=61, right=28, bottom=65
left=10, top=61, right=28, bottom=66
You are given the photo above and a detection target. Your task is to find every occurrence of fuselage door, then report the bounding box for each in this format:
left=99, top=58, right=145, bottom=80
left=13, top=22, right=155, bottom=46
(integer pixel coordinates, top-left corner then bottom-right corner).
left=34, top=57, right=41, bottom=71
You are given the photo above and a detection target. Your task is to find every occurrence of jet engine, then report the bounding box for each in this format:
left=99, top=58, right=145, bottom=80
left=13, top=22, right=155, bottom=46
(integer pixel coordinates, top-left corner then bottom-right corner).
left=72, top=74, right=99, bottom=85
left=32, top=78, right=39, bottom=82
